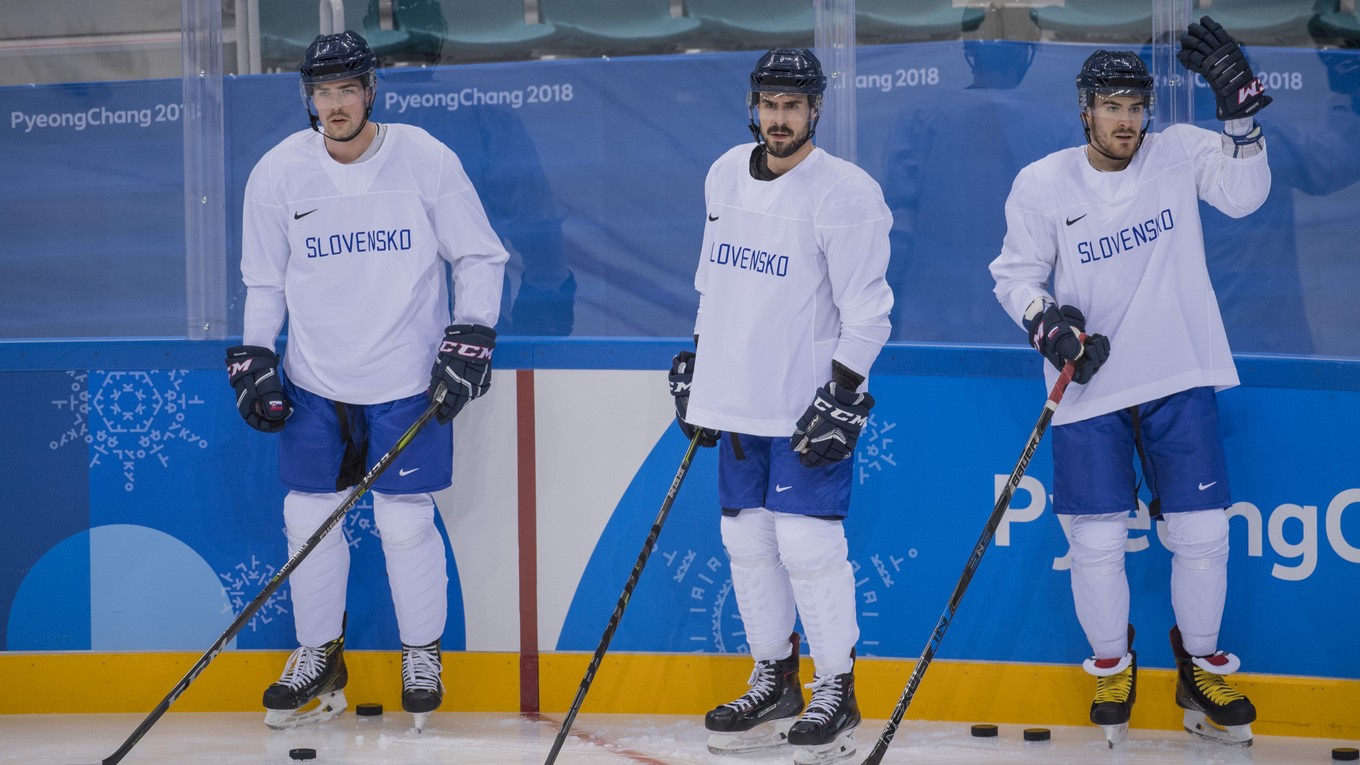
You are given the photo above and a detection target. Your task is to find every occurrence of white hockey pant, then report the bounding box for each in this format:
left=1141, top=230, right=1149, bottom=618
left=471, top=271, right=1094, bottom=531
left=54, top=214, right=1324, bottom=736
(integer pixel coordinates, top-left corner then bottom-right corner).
left=284, top=490, right=447, bottom=648
left=1065, top=508, right=1229, bottom=659
left=721, top=508, right=858, bottom=677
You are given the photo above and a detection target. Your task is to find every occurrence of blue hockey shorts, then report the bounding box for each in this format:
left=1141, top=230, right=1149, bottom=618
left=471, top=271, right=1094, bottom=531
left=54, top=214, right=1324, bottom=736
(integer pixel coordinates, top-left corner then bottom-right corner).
left=1052, top=387, right=1230, bottom=516
left=279, top=378, right=452, bottom=495
left=718, top=433, right=853, bottom=518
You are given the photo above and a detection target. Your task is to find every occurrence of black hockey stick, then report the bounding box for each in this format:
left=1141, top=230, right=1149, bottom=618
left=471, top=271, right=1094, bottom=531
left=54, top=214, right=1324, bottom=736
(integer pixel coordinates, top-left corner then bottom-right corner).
left=74, top=385, right=448, bottom=765
left=542, top=429, right=705, bottom=765
left=859, top=359, right=1078, bottom=765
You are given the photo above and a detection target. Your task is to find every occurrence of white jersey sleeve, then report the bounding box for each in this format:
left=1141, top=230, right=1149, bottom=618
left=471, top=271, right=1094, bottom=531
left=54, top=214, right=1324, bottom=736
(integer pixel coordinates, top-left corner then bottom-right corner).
left=990, top=125, right=1270, bottom=425
left=687, top=145, right=893, bottom=437
left=429, top=147, right=507, bottom=328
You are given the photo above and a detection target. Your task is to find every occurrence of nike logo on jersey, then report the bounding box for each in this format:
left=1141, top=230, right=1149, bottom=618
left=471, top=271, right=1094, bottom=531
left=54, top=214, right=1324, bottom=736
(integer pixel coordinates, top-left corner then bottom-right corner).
left=294, top=209, right=318, bottom=220
left=708, top=214, right=720, bottom=222
left=1198, top=481, right=1218, bottom=491
left=1065, top=214, right=1087, bottom=226
left=774, top=484, right=793, bottom=493
left=399, top=468, right=420, bottom=477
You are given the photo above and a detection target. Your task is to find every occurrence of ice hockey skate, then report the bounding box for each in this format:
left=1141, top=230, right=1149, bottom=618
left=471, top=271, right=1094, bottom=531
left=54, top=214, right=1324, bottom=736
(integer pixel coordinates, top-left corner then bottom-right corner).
left=705, top=633, right=804, bottom=754
left=1083, top=626, right=1137, bottom=748
left=1171, top=625, right=1256, bottom=746
left=787, top=666, right=860, bottom=765
left=402, top=639, right=444, bottom=733
left=262, top=634, right=348, bottom=729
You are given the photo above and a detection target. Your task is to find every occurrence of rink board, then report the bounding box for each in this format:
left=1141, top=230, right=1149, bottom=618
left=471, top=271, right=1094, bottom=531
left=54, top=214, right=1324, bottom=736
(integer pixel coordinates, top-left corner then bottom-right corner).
left=0, top=340, right=1356, bottom=738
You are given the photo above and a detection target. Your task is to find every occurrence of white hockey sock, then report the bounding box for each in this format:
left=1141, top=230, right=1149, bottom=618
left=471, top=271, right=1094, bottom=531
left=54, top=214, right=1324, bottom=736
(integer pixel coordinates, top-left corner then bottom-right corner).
left=1066, top=512, right=1130, bottom=660
left=374, top=492, right=447, bottom=646
left=1165, top=509, right=1230, bottom=656
left=284, top=490, right=351, bottom=647
left=721, top=509, right=797, bottom=661
left=777, top=514, right=857, bottom=677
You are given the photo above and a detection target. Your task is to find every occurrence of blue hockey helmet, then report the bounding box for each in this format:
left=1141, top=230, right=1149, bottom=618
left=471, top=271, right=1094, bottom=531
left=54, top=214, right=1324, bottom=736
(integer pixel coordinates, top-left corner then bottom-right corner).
left=749, top=48, right=827, bottom=102
left=1076, top=49, right=1154, bottom=111
left=300, top=31, right=377, bottom=88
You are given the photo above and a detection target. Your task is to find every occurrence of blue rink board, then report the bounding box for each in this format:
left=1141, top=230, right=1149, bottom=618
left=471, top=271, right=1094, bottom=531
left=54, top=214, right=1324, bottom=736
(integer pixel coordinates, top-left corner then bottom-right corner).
left=0, top=339, right=1355, bottom=683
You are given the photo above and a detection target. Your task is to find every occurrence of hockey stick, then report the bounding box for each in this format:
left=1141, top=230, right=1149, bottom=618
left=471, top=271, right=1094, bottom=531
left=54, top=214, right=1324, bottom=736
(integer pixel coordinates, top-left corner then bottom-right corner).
left=859, top=359, right=1078, bottom=765
left=542, top=429, right=705, bottom=765
left=75, top=385, right=448, bottom=765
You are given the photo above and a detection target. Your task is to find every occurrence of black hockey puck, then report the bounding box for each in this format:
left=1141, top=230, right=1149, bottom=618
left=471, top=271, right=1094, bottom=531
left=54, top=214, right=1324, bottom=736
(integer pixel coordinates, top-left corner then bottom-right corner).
left=356, top=703, right=383, bottom=716
left=1333, top=747, right=1360, bottom=761
left=288, top=748, right=317, bottom=761
left=1023, top=727, right=1052, bottom=742
left=970, top=723, right=999, bottom=738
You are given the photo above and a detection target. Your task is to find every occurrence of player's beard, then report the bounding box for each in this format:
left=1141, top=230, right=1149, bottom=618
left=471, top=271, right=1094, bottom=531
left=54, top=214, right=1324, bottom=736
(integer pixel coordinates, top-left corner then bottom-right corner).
left=1089, top=123, right=1140, bottom=163
left=762, top=121, right=810, bottom=159
left=324, top=108, right=365, bottom=142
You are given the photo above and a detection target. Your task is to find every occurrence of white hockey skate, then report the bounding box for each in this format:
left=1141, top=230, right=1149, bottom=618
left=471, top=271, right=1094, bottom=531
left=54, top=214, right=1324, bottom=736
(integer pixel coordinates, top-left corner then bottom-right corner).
left=1171, top=625, right=1255, bottom=747
left=262, top=635, right=348, bottom=730
left=705, top=634, right=804, bottom=755
left=789, top=670, right=860, bottom=765
left=402, top=639, right=444, bottom=734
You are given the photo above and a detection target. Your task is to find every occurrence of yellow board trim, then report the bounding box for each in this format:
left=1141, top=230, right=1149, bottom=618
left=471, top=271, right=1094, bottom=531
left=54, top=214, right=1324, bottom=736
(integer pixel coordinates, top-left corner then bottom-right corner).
left=3, top=652, right=1355, bottom=739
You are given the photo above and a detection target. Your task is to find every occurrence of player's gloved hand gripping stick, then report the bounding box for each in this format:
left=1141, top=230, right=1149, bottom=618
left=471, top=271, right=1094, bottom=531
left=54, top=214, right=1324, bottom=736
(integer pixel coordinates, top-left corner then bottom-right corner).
left=1025, top=301, right=1110, bottom=385
left=858, top=345, right=1087, bottom=765
left=669, top=350, right=720, bottom=447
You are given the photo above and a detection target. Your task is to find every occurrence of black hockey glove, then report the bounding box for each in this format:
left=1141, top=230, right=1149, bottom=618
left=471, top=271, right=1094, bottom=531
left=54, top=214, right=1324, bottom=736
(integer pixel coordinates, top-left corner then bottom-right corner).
left=791, top=382, right=874, bottom=468
left=430, top=324, right=496, bottom=424
left=1178, top=15, right=1272, bottom=121
left=1024, top=303, right=1110, bottom=384
left=225, top=345, right=291, bottom=433
left=668, top=351, right=720, bottom=447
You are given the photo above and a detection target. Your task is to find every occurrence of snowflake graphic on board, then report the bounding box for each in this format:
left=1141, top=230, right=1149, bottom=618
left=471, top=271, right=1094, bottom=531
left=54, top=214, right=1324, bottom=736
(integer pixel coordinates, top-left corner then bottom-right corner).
left=50, top=369, right=208, bottom=492
left=219, top=495, right=379, bottom=631
left=856, top=414, right=897, bottom=485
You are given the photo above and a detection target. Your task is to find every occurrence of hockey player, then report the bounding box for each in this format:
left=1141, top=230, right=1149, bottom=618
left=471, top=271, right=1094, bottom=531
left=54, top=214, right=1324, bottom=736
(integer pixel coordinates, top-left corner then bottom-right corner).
left=226, top=31, right=507, bottom=733
left=989, top=17, right=1269, bottom=747
left=669, top=48, right=893, bottom=765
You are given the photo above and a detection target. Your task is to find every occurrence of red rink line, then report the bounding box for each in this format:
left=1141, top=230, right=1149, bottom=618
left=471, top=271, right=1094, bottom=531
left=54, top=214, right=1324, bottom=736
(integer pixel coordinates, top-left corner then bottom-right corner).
left=524, top=712, right=678, bottom=765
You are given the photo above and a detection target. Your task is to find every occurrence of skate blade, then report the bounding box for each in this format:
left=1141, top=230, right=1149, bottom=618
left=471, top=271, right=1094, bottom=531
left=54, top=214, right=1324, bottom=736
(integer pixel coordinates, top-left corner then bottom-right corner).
left=793, top=729, right=857, bottom=765
left=264, top=690, right=347, bottom=730
left=410, top=712, right=431, bottom=733
left=706, top=719, right=795, bottom=754
left=1183, top=710, right=1253, bottom=746
left=1101, top=722, right=1129, bottom=748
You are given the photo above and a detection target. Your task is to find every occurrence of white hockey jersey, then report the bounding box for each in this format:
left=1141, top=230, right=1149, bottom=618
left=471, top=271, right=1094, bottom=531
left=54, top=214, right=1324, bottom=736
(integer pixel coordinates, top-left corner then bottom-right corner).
left=687, top=144, right=894, bottom=437
left=240, top=124, right=507, bottom=404
left=990, top=124, right=1271, bottom=425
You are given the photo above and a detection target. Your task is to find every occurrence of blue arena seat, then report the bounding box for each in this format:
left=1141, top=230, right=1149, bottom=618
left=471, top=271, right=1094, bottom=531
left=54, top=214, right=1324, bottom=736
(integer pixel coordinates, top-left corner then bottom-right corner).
left=538, top=0, right=702, bottom=55
left=258, top=0, right=325, bottom=70
left=428, top=0, right=558, bottom=62
left=685, top=0, right=816, bottom=49
left=340, top=0, right=436, bottom=65
left=1315, top=8, right=1360, bottom=44
left=1029, top=0, right=1153, bottom=43
left=857, top=0, right=986, bottom=43
left=1193, top=0, right=1335, bottom=46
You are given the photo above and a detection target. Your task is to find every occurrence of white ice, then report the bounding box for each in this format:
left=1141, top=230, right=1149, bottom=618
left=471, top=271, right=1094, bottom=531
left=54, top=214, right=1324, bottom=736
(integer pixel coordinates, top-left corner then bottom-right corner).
left=9, top=711, right=1355, bottom=765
